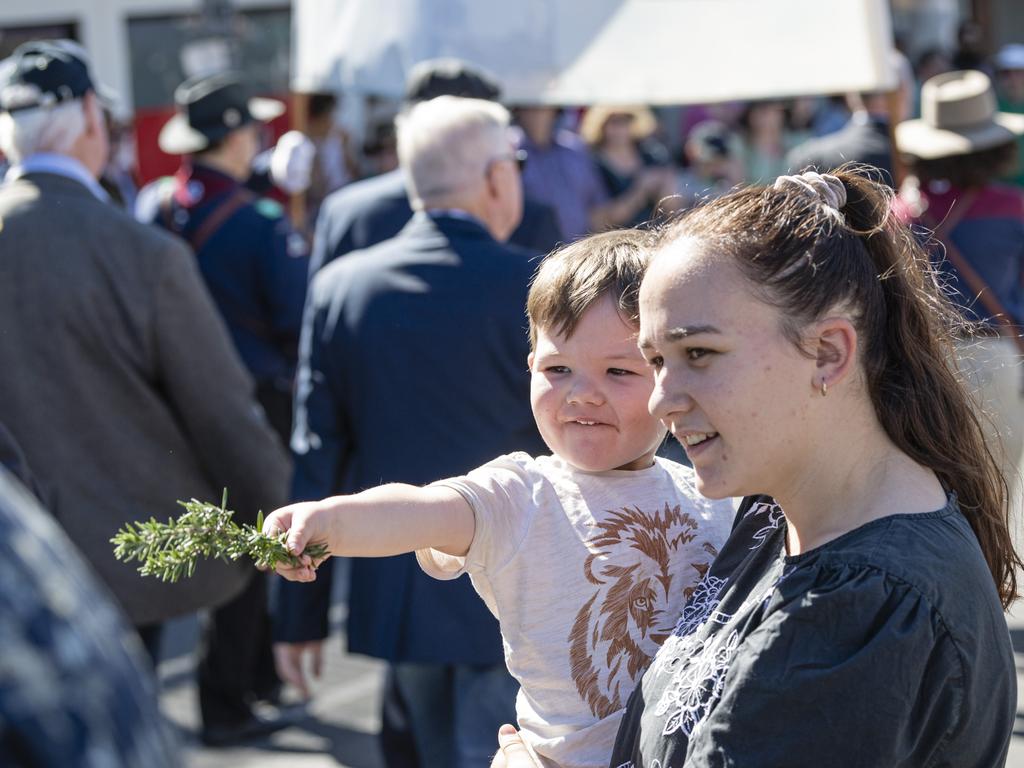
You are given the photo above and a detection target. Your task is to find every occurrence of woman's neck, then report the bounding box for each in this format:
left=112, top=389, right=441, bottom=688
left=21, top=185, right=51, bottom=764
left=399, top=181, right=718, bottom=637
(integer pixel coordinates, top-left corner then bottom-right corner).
left=773, top=412, right=946, bottom=556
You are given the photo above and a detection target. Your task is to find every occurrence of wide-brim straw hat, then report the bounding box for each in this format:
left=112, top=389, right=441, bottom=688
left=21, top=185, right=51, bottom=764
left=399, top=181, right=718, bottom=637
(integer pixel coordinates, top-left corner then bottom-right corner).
left=896, top=69, right=1024, bottom=160
left=159, top=71, right=285, bottom=155
left=580, top=105, right=658, bottom=146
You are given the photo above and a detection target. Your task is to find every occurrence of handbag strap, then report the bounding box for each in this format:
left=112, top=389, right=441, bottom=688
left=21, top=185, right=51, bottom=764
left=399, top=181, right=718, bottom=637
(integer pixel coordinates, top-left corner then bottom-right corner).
left=921, top=190, right=1024, bottom=354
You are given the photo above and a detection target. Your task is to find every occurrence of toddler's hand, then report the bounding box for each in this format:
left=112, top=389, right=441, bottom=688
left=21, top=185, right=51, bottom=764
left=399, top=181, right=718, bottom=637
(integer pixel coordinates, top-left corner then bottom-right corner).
left=262, top=501, right=333, bottom=581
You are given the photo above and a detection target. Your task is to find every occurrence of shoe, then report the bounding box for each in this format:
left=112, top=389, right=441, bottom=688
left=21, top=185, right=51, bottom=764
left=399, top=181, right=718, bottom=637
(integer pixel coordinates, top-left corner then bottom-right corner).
left=199, top=711, right=287, bottom=747
left=250, top=682, right=285, bottom=708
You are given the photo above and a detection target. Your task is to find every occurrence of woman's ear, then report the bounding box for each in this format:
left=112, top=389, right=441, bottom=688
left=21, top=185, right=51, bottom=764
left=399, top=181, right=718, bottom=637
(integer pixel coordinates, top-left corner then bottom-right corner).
left=810, top=316, right=858, bottom=394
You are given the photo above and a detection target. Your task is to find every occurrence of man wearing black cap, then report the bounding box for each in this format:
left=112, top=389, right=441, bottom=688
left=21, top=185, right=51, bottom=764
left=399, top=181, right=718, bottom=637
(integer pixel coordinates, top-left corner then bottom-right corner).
left=308, top=57, right=562, bottom=276
left=0, top=39, right=290, bottom=745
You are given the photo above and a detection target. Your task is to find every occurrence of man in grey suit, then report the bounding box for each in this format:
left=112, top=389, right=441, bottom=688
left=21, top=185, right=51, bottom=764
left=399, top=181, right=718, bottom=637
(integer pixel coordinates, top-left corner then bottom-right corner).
left=0, top=40, right=290, bottom=744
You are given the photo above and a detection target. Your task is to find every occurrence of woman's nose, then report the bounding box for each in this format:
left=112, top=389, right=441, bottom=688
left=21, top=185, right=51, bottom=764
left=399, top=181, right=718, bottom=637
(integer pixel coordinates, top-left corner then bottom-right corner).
left=649, top=370, right=693, bottom=419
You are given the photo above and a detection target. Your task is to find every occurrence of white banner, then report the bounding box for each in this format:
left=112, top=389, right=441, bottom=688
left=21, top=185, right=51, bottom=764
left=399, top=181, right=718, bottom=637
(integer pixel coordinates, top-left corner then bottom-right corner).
left=293, top=0, right=896, bottom=104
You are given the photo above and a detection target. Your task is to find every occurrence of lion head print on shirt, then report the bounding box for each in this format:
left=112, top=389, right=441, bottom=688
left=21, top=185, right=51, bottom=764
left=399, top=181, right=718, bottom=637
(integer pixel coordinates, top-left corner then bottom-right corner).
left=568, top=502, right=719, bottom=718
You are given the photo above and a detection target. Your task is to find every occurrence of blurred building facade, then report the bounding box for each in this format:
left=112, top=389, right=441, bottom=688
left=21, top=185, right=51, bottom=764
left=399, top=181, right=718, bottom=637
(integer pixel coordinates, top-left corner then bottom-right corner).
left=0, top=0, right=292, bottom=182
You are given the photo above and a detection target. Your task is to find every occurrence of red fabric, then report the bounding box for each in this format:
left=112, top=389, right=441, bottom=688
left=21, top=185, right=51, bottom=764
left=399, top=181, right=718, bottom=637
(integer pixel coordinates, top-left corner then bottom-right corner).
left=920, top=183, right=1024, bottom=222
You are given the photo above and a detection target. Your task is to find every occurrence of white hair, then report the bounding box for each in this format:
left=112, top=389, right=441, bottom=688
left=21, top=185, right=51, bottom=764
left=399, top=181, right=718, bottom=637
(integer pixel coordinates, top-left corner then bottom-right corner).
left=0, top=98, right=89, bottom=163
left=396, top=96, right=511, bottom=209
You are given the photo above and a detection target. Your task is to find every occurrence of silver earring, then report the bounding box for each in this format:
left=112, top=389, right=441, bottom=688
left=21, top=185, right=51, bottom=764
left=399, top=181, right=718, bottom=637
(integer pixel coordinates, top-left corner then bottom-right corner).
left=820, top=379, right=828, bottom=397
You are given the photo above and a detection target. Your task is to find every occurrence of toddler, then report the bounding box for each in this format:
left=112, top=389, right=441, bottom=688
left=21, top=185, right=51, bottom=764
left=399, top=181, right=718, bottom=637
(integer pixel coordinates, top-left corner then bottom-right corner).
left=266, top=229, right=733, bottom=768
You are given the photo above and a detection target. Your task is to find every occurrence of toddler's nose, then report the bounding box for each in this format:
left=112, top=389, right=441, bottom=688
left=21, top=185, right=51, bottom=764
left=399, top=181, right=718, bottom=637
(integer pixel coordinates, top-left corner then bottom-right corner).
left=566, top=377, right=604, bottom=406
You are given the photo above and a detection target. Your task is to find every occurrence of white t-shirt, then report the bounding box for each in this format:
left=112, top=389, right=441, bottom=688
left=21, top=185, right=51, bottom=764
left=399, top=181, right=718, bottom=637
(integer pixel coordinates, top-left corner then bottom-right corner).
left=416, top=452, right=733, bottom=768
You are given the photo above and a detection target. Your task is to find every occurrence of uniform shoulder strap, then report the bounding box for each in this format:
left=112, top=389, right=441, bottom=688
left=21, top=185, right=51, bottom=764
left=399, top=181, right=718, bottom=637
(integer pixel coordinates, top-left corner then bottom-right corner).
left=188, top=187, right=256, bottom=253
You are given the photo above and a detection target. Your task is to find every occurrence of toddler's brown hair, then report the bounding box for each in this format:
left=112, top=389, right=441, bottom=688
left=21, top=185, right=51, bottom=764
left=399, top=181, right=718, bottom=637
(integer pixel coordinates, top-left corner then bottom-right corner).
left=527, top=228, right=653, bottom=350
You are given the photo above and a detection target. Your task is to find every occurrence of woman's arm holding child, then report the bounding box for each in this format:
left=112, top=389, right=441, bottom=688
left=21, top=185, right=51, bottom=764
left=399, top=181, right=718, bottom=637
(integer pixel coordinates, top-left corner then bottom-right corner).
left=262, top=484, right=475, bottom=582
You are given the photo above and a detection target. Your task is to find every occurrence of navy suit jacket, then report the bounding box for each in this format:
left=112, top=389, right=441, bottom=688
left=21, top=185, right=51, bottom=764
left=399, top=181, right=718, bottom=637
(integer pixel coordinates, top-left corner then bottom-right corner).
left=309, top=169, right=563, bottom=275
left=276, top=212, right=547, bottom=663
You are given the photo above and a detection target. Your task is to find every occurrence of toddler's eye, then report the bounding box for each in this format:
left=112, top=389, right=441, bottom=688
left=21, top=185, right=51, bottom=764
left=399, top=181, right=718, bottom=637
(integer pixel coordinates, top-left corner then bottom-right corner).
left=608, top=367, right=636, bottom=376
left=686, top=348, right=713, bottom=362
left=545, top=365, right=570, bottom=374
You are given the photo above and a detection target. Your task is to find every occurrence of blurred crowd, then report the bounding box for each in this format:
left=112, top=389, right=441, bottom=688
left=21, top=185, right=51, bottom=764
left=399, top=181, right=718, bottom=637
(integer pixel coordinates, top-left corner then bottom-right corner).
left=0, top=15, right=1023, bottom=768
left=52, top=30, right=1024, bottom=242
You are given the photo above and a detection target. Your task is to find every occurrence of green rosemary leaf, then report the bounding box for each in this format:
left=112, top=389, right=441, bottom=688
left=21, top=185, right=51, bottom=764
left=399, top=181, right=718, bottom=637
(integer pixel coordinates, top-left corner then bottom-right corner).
left=110, top=494, right=329, bottom=582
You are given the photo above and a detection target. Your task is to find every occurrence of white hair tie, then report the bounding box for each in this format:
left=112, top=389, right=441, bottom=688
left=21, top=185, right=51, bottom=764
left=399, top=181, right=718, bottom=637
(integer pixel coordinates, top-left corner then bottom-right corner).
left=773, top=171, right=847, bottom=223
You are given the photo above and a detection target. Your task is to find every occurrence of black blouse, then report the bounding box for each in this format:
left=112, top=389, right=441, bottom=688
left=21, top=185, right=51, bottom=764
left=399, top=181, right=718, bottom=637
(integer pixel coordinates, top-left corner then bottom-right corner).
left=610, top=495, right=1015, bottom=767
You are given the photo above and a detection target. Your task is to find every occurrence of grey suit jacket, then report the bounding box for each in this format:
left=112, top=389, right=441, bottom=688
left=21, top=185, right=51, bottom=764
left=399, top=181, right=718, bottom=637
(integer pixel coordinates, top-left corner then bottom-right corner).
left=0, top=172, right=290, bottom=625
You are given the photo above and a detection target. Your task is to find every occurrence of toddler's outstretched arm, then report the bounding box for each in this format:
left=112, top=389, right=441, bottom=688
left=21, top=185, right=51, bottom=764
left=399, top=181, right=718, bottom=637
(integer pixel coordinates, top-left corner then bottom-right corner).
left=262, top=484, right=474, bottom=582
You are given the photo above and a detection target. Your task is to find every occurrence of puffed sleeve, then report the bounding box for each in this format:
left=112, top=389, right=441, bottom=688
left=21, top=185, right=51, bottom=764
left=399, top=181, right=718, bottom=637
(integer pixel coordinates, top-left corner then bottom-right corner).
left=686, top=564, right=974, bottom=768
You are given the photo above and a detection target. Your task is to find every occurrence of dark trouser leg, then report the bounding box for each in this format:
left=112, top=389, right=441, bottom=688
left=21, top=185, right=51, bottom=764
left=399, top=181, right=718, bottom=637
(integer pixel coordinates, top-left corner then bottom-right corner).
left=197, top=572, right=274, bottom=728
left=380, top=666, right=420, bottom=767
left=391, top=662, right=455, bottom=768
left=452, top=663, right=519, bottom=768
left=135, top=622, right=163, bottom=670
left=255, top=379, right=294, bottom=448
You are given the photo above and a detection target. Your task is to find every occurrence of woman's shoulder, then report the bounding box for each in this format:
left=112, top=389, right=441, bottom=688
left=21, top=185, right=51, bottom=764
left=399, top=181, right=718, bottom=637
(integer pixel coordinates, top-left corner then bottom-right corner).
left=780, top=501, right=1007, bottom=654
left=803, top=500, right=983, bottom=587
left=729, top=495, right=1001, bottom=626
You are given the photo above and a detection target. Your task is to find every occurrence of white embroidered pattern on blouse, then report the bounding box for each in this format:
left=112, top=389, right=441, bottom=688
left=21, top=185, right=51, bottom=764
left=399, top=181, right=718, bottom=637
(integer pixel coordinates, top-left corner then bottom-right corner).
left=652, top=501, right=784, bottom=738
left=745, top=500, right=785, bottom=550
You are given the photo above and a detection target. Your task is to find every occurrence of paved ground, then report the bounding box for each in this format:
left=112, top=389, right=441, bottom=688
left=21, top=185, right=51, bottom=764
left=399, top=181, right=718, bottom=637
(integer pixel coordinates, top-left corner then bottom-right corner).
left=159, top=561, right=389, bottom=767
left=158, top=563, right=1024, bottom=767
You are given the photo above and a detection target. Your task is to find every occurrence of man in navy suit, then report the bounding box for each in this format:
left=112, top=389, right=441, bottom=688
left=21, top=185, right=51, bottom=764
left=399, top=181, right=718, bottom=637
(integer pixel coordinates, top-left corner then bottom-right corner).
left=273, top=96, right=547, bottom=767
left=309, top=59, right=562, bottom=278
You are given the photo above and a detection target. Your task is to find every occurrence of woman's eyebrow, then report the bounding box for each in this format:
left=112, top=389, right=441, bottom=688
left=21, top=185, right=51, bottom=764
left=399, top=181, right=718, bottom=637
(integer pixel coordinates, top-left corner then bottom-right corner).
left=638, top=325, right=720, bottom=350
left=666, top=325, right=720, bottom=340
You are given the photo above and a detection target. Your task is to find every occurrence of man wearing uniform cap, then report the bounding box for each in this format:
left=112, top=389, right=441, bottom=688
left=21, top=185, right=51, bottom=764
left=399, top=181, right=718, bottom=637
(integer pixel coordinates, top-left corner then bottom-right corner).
left=0, top=39, right=290, bottom=746
left=136, top=70, right=313, bottom=742
left=140, top=72, right=310, bottom=443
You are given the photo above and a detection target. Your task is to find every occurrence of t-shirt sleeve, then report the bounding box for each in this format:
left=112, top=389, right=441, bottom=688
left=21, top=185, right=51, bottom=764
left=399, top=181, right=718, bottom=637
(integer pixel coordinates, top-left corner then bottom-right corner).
left=415, top=452, right=539, bottom=581
left=685, top=564, right=966, bottom=768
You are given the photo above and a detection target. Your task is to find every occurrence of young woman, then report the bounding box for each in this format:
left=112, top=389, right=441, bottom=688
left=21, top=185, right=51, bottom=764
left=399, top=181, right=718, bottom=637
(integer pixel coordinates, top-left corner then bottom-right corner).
left=494, top=168, right=1019, bottom=768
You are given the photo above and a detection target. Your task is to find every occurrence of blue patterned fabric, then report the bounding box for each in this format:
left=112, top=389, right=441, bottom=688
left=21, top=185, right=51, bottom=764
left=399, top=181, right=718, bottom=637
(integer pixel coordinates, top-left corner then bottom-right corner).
left=0, top=470, right=178, bottom=766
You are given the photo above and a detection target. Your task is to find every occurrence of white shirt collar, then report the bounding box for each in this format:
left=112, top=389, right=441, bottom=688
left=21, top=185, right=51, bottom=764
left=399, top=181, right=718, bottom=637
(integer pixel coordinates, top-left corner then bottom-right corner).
left=5, top=153, right=110, bottom=202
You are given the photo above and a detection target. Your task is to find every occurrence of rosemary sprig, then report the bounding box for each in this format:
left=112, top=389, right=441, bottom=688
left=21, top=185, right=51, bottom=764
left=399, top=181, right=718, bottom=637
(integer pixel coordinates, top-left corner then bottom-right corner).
left=110, top=490, right=329, bottom=582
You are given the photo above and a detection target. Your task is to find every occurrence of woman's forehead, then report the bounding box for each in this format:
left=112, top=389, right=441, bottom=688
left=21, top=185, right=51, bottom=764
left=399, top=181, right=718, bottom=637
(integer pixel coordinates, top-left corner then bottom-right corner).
left=641, top=242, right=777, bottom=332
left=644, top=239, right=732, bottom=299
